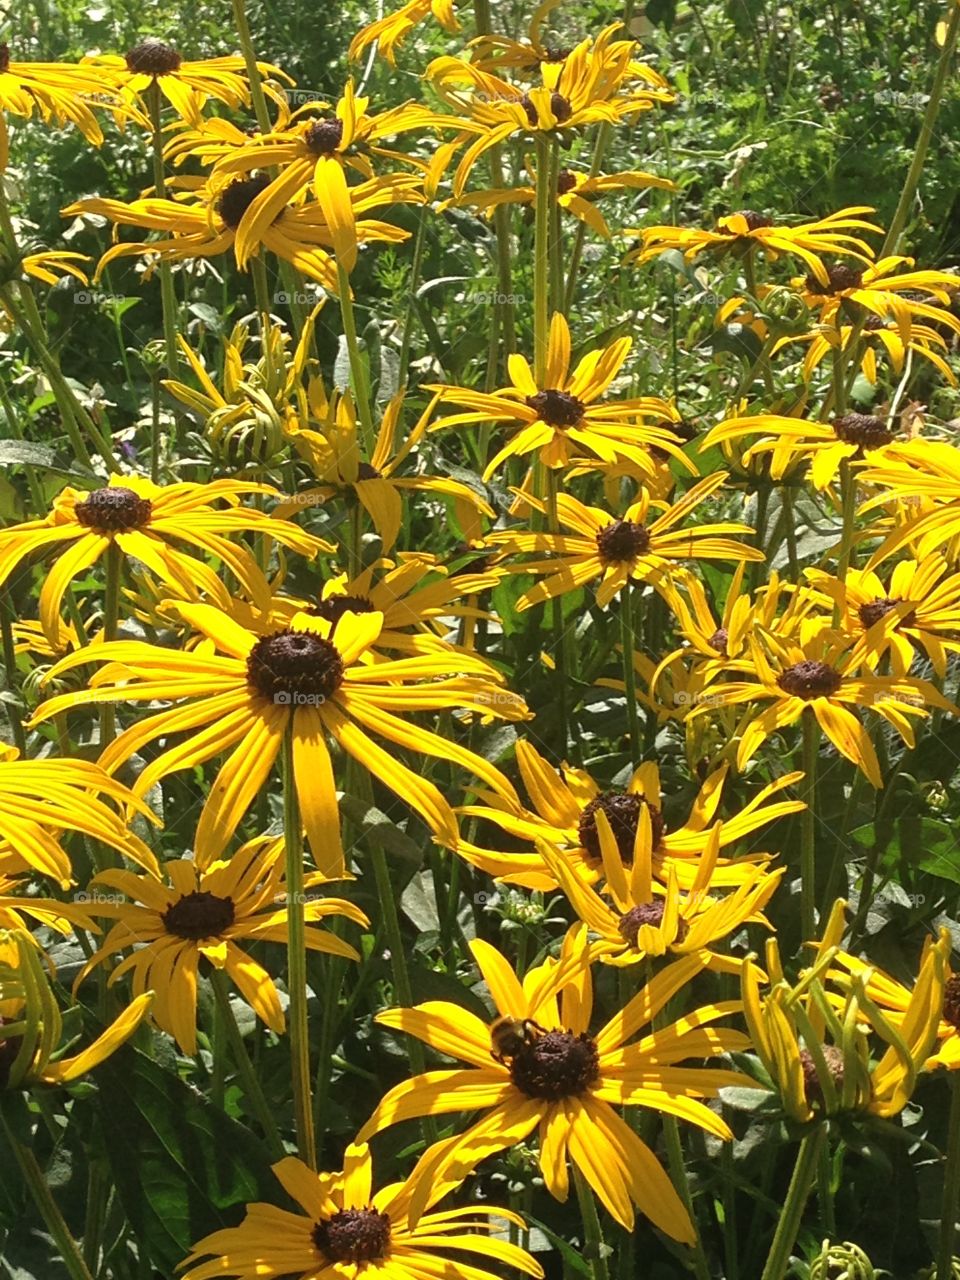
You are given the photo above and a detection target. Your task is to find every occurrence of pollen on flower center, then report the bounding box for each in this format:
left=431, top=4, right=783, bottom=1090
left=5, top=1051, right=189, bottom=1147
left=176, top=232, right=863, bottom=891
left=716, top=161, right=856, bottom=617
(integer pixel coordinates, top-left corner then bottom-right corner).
left=309, top=594, right=375, bottom=624
left=799, top=1044, right=845, bottom=1106
left=509, top=1029, right=600, bottom=1100
left=943, top=974, right=960, bottom=1031
left=162, top=890, right=235, bottom=940
left=217, top=174, right=274, bottom=229
left=832, top=412, right=893, bottom=450
left=304, top=118, right=345, bottom=155
left=246, top=629, right=345, bottom=704
left=804, top=263, right=863, bottom=294
left=521, top=91, right=573, bottom=127
left=618, top=901, right=689, bottom=947
left=313, top=1208, right=392, bottom=1263
left=526, top=388, right=584, bottom=427
left=596, top=519, right=651, bottom=563
left=858, top=596, right=915, bottom=630
left=124, top=40, right=183, bottom=75
left=75, top=486, right=153, bottom=532
left=777, top=660, right=842, bottom=699
left=578, top=790, right=665, bottom=863
left=734, top=210, right=773, bottom=231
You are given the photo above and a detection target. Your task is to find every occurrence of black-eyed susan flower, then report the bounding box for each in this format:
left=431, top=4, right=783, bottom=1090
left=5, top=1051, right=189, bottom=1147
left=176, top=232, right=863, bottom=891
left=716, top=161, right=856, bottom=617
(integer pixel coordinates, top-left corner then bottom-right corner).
left=359, top=927, right=749, bottom=1238
left=180, top=1140, right=543, bottom=1280
left=0, top=745, right=159, bottom=887
left=743, top=901, right=950, bottom=1121
left=859, top=439, right=960, bottom=565
left=349, top=0, right=462, bottom=66
left=776, top=315, right=957, bottom=387
left=280, top=389, right=495, bottom=551
left=0, top=928, right=152, bottom=1090
left=700, top=410, right=896, bottom=490
left=688, top=629, right=954, bottom=786
left=793, top=256, right=960, bottom=340
left=1, top=246, right=91, bottom=289
left=805, top=556, right=960, bottom=677
left=486, top=472, right=763, bottom=610
left=0, top=474, right=330, bottom=646
left=0, top=43, right=118, bottom=170
left=73, top=836, right=368, bottom=1055
left=0, top=873, right=99, bottom=937
left=428, top=312, right=689, bottom=480
left=628, top=208, right=880, bottom=282
left=456, top=741, right=801, bottom=892
left=30, top=603, right=527, bottom=876
left=83, top=40, right=289, bottom=128
left=540, top=811, right=783, bottom=967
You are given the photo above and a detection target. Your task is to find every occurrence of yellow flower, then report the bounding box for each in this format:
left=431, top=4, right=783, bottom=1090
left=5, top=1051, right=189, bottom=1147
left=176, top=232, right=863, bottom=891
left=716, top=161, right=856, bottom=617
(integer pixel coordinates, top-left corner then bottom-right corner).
left=428, top=312, right=690, bottom=480
left=487, top=472, right=762, bottom=610
left=792, top=255, right=960, bottom=341
left=858, top=439, right=960, bottom=565
left=775, top=316, right=957, bottom=387
left=359, top=927, right=749, bottom=1238
left=456, top=741, right=801, bottom=892
left=30, top=604, right=527, bottom=875
left=349, top=0, right=462, bottom=66
left=0, top=928, right=151, bottom=1090
left=0, top=873, right=99, bottom=937
left=0, top=744, right=159, bottom=888
left=73, top=835, right=368, bottom=1055
left=0, top=474, right=329, bottom=646
left=629, top=208, right=880, bottom=282
left=743, top=902, right=950, bottom=1121
left=180, top=1141, right=543, bottom=1280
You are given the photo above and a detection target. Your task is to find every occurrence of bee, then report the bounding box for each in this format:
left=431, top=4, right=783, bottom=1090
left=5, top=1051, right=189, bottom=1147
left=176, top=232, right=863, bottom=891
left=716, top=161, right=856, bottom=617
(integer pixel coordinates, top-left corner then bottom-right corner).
left=489, top=1016, right=546, bottom=1064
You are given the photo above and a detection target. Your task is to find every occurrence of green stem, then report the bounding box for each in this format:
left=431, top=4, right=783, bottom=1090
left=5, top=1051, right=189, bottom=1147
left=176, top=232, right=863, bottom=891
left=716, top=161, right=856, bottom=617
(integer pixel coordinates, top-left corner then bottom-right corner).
left=759, top=1126, right=828, bottom=1280
left=398, top=214, right=428, bottom=388
left=281, top=728, right=317, bottom=1169
left=620, top=585, right=640, bottom=763
left=0, top=1105, right=95, bottom=1280
left=938, top=1071, right=960, bottom=1280
left=546, top=468, right=571, bottom=756
left=837, top=458, right=857, bottom=583
left=800, top=708, right=818, bottom=942
left=0, top=590, right=26, bottom=753
left=99, top=542, right=122, bottom=747
left=663, top=1114, right=711, bottom=1280
left=230, top=0, right=272, bottom=134
left=573, top=1165, right=612, bottom=1280
left=882, top=2, right=960, bottom=256
left=336, top=260, right=376, bottom=456
left=533, top=133, right=553, bottom=385
left=146, top=84, right=181, bottom=384
left=210, top=968, right=286, bottom=1158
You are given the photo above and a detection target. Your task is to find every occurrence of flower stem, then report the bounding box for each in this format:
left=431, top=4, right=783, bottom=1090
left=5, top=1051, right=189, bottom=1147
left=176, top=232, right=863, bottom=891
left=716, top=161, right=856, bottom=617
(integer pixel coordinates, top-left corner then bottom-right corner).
left=281, top=727, right=317, bottom=1169
left=663, top=1114, right=712, bottom=1280
left=0, top=589, right=26, bottom=753
left=210, top=968, right=286, bottom=1159
left=759, top=1126, right=827, bottom=1280
left=573, top=1165, right=612, bottom=1280
left=336, top=260, right=376, bottom=457
left=546, top=468, right=572, bottom=756
left=620, top=585, right=640, bottom=762
left=937, top=1071, right=960, bottom=1280
left=146, top=83, right=181, bottom=385
left=800, top=708, right=819, bottom=942
left=533, top=134, right=554, bottom=385
left=837, top=457, right=857, bottom=581
left=0, top=1104, right=95, bottom=1280
left=882, top=2, right=960, bottom=256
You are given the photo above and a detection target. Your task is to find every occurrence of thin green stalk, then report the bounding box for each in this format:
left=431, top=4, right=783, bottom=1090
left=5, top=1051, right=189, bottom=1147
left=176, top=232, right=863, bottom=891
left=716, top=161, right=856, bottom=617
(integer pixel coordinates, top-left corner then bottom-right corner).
left=210, top=968, right=286, bottom=1158
left=398, top=213, right=428, bottom=387
left=750, top=484, right=771, bottom=590
left=1, top=590, right=26, bottom=753
left=146, top=83, right=181, bottom=383
left=781, top=484, right=800, bottom=579
left=281, top=728, right=317, bottom=1169
left=818, top=1138, right=836, bottom=1238
left=533, top=134, right=553, bottom=384
left=734, top=333, right=777, bottom=403
left=563, top=123, right=613, bottom=312
left=663, top=1113, right=711, bottom=1280
left=336, top=261, right=377, bottom=455
left=99, top=542, right=122, bottom=748
left=0, top=1105, right=95, bottom=1280
left=759, top=1126, right=827, bottom=1280
left=837, top=457, right=857, bottom=584
left=882, top=2, right=960, bottom=255
left=573, top=1165, right=612, bottom=1280
left=546, top=469, right=571, bottom=755
left=937, top=1070, right=960, bottom=1280
left=800, top=709, right=818, bottom=942
left=620, top=585, right=640, bottom=762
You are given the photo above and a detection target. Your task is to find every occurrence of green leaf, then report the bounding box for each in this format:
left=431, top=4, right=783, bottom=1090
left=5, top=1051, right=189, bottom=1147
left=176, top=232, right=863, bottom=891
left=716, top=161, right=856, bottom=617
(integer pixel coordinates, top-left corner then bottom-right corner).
left=850, top=816, right=960, bottom=886
left=92, top=1043, right=277, bottom=1272
left=645, top=0, right=678, bottom=31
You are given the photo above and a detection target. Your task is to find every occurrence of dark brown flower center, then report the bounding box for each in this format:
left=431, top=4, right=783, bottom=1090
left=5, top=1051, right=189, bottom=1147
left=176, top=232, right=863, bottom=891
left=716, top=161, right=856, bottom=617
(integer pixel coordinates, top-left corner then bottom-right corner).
left=75, top=486, right=152, bottom=532
left=309, top=594, right=375, bottom=624
left=804, top=263, right=863, bottom=294
left=799, top=1044, right=845, bottom=1106
left=858, top=596, right=915, bottom=630
left=509, top=1029, right=599, bottom=1099
left=526, top=388, right=584, bottom=427
left=246, top=629, right=344, bottom=704
left=556, top=169, right=577, bottom=196
left=596, top=519, right=651, bottom=562
left=0, top=45, right=10, bottom=74
left=943, top=975, right=960, bottom=1031
left=708, top=627, right=729, bottom=655
left=578, top=790, right=665, bottom=863
left=162, top=890, right=235, bottom=940
left=304, top=118, right=344, bottom=155
left=734, top=210, right=773, bottom=231
left=313, top=1208, right=391, bottom=1263
left=125, top=40, right=182, bottom=75
left=521, top=91, right=572, bottom=127
left=356, top=461, right=382, bottom=480
left=863, top=314, right=885, bottom=332
left=618, top=901, right=689, bottom=947
left=832, top=412, right=892, bottom=450
left=541, top=45, right=573, bottom=62
left=777, top=660, right=842, bottom=700
left=217, top=174, right=273, bottom=229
